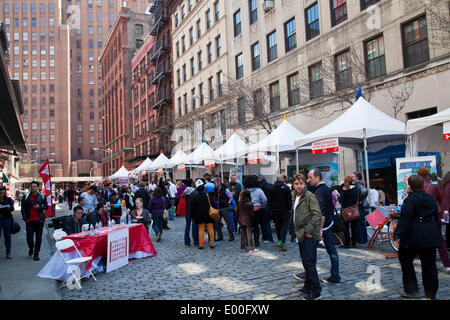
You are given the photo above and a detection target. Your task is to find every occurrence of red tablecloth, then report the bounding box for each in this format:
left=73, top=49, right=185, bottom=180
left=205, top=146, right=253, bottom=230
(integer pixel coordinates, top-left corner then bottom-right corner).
left=62, top=224, right=157, bottom=270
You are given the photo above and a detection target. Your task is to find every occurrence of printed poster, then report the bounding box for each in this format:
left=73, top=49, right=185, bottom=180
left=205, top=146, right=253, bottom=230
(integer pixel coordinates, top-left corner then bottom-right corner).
left=229, top=167, right=243, bottom=185
left=396, top=156, right=437, bottom=205
left=107, top=228, right=129, bottom=273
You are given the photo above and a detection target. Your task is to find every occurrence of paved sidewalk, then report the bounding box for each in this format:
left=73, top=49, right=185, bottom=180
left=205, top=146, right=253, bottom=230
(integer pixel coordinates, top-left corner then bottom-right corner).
left=0, top=203, right=72, bottom=300
left=62, top=213, right=450, bottom=300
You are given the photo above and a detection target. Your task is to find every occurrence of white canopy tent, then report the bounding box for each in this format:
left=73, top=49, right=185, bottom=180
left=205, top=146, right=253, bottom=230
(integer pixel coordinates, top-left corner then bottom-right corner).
left=406, top=108, right=450, bottom=156
left=248, top=119, right=306, bottom=173
left=295, top=97, right=407, bottom=189
left=133, top=157, right=153, bottom=175
left=149, top=153, right=173, bottom=170
left=110, top=166, right=130, bottom=179
left=215, top=132, right=249, bottom=160
left=170, top=149, right=191, bottom=165
left=189, top=142, right=219, bottom=164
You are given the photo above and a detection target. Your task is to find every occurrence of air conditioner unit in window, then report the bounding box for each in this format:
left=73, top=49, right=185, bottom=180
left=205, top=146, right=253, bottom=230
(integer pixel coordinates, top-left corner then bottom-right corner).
left=263, top=0, right=275, bottom=12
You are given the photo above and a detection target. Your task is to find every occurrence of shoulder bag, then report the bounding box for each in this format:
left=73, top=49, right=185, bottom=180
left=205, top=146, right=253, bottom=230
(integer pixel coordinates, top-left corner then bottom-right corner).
left=207, top=194, right=220, bottom=221
left=341, top=190, right=360, bottom=222
left=11, top=216, right=21, bottom=234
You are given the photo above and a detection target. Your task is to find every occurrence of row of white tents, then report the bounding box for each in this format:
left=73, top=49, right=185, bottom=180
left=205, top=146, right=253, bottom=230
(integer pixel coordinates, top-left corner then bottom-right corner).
left=111, top=97, right=449, bottom=189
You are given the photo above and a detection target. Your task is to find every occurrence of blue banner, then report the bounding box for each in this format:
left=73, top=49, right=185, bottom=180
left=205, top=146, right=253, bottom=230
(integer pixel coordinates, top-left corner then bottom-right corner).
left=363, top=145, right=406, bottom=169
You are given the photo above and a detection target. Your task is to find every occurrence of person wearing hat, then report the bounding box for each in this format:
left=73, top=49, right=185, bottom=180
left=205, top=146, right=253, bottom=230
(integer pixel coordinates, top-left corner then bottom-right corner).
left=184, top=179, right=199, bottom=246
left=212, top=178, right=235, bottom=242
left=191, top=179, right=217, bottom=249
left=80, top=185, right=98, bottom=214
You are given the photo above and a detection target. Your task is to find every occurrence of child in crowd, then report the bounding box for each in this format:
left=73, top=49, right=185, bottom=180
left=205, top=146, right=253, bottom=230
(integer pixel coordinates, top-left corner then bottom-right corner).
left=236, top=190, right=257, bottom=253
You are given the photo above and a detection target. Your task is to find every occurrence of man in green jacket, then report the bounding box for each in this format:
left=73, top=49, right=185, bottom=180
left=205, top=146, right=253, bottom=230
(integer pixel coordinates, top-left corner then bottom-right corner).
left=292, top=174, right=323, bottom=300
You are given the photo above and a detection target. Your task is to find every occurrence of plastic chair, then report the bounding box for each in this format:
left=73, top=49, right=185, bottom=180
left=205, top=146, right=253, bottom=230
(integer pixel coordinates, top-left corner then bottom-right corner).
left=55, top=239, right=97, bottom=289
left=53, top=230, right=68, bottom=241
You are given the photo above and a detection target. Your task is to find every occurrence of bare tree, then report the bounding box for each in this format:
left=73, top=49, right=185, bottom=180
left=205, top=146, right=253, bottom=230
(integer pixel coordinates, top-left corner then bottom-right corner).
left=425, top=0, right=450, bottom=50
left=299, top=48, right=374, bottom=119
left=387, top=80, right=415, bottom=119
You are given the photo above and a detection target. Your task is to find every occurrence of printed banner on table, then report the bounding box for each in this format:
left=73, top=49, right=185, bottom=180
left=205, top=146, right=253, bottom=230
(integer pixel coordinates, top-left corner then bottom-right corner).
left=107, top=227, right=129, bottom=273
left=312, top=138, right=339, bottom=154
left=205, top=160, right=215, bottom=168
left=396, top=156, right=437, bottom=205
left=248, top=152, right=265, bottom=164
left=38, top=159, right=54, bottom=218
left=444, top=121, right=450, bottom=141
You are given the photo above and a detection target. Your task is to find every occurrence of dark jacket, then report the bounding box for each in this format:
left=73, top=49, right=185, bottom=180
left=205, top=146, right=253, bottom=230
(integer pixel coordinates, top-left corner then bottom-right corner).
left=394, top=191, right=442, bottom=248
left=21, top=192, right=49, bottom=223
left=130, top=208, right=152, bottom=229
left=236, top=199, right=254, bottom=227
left=268, top=181, right=292, bottom=213
left=63, top=215, right=85, bottom=235
left=259, top=179, right=273, bottom=198
left=191, top=190, right=216, bottom=224
left=338, top=186, right=358, bottom=209
left=148, top=196, right=168, bottom=216
left=67, top=189, right=75, bottom=202
left=134, top=188, right=150, bottom=210
left=185, top=187, right=197, bottom=217
left=86, top=210, right=109, bottom=228
left=354, top=180, right=370, bottom=212
left=313, top=183, right=335, bottom=229
left=215, top=184, right=231, bottom=208
left=0, top=196, right=14, bottom=220
left=424, top=180, right=443, bottom=214
left=109, top=197, right=122, bottom=219
left=124, top=193, right=135, bottom=210
left=227, top=181, right=242, bottom=203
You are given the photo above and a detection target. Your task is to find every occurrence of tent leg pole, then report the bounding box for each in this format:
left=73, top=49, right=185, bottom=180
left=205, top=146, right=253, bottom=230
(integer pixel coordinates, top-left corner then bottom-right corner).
left=363, top=131, right=370, bottom=191
left=296, top=148, right=299, bottom=175
left=220, top=162, right=224, bottom=181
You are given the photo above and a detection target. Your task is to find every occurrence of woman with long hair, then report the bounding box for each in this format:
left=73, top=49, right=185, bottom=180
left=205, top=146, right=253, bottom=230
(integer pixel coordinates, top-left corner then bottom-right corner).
left=338, top=176, right=360, bottom=248
left=0, top=186, right=15, bottom=259
left=148, top=187, right=168, bottom=242
left=130, top=198, right=152, bottom=234
left=236, top=189, right=257, bottom=253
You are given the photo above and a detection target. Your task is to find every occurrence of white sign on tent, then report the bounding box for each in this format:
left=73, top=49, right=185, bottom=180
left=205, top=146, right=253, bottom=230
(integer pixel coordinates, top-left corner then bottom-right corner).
left=444, top=122, right=450, bottom=141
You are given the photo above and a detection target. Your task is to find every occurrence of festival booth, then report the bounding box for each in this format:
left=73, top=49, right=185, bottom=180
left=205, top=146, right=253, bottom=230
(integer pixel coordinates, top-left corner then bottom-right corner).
left=406, top=107, right=450, bottom=157
left=214, top=132, right=249, bottom=180
left=170, top=148, right=191, bottom=180
left=189, top=142, right=220, bottom=179
left=295, top=97, right=407, bottom=191
left=131, top=157, right=153, bottom=183
left=110, top=166, right=130, bottom=186
left=149, top=153, right=173, bottom=174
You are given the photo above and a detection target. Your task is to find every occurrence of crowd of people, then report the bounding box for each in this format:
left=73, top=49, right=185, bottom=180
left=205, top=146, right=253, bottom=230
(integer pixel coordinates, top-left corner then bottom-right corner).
left=0, top=166, right=449, bottom=300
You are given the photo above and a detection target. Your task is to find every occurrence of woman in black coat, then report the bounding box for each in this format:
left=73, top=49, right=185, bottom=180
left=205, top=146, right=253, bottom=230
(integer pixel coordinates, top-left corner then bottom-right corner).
left=394, top=175, right=442, bottom=300
left=191, top=184, right=217, bottom=249
left=338, top=176, right=360, bottom=248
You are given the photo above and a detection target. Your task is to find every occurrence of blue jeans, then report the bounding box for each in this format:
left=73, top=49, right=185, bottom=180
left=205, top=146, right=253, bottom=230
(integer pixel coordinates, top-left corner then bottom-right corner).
left=298, top=237, right=321, bottom=297
left=229, top=210, right=236, bottom=233
left=322, top=227, right=341, bottom=283
left=152, top=214, right=164, bottom=235
left=169, top=198, right=174, bottom=220
left=0, top=217, right=12, bottom=255
left=184, top=213, right=199, bottom=246
left=262, top=207, right=273, bottom=242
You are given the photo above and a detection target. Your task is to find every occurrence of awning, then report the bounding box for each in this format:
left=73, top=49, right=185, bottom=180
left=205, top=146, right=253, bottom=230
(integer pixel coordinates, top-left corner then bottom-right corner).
left=0, top=52, right=27, bottom=154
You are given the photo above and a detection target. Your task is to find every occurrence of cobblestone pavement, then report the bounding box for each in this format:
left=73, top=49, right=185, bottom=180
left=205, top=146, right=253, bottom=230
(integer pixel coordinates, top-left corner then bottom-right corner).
left=61, top=212, right=450, bottom=300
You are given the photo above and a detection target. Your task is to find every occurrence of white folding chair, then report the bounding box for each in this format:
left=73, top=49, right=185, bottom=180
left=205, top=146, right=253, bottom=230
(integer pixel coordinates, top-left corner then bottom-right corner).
left=53, top=230, right=68, bottom=241
left=55, top=239, right=97, bottom=289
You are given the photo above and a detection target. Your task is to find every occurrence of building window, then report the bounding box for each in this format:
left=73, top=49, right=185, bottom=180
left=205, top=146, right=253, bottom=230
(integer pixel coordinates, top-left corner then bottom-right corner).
left=331, top=0, right=347, bottom=26
left=267, top=31, right=278, bottom=63
left=237, top=98, right=246, bottom=124
left=270, top=81, right=281, bottom=112
left=284, top=18, right=297, bottom=52
left=198, top=51, right=203, bottom=70
left=182, top=36, right=186, bottom=53
left=249, top=0, right=258, bottom=25
left=305, top=3, right=320, bottom=41
left=287, top=73, right=300, bottom=106
left=207, top=42, right=213, bottom=64
left=214, top=1, right=220, bottom=22
left=189, top=28, right=194, bottom=46
left=196, top=19, right=201, bottom=39
left=191, top=88, right=196, bottom=110
left=183, top=93, right=188, bottom=115
left=251, top=42, right=260, bottom=71
left=402, top=15, right=429, bottom=68
left=235, top=53, right=244, bottom=80
left=365, top=35, right=386, bottom=79
left=208, top=77, right=214, bottom=101
left=199, top=83, right=204, bottom=106
left=206, top=9, right=211, bottom=30
left=217, top=71, right=223, bottom=97
left=234, top=10, right=242, bottom=37
left=135, top=24, right=143, bottom=36
left=360, top=0, right=380, bottom=11
left=216, top=35, right=221, bottom=57
left=309, top=62, right=323, bottom=99
left=335, top=50, right=352, bottom=90
left=177, top=69, right=181, bottom=86
left=182, top=64, right=187, bottom=82
left=190, top=57, right=195, bottom=76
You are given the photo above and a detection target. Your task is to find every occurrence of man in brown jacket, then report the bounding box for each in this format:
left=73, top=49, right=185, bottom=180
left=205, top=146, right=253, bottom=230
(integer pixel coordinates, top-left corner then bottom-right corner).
left=292, top=174, right=323, bottom=300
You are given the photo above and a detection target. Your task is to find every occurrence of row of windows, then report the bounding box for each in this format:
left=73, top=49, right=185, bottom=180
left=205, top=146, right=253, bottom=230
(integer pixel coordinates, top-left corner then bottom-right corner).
left=13, top=72, right=56, bottom=81
left=76, top=124, right=103, bottom=132
left=23, top=96, right=56, bottom=106
left=12, top=45, right=55, bottom=56
left=29, top=147, right=56, bottom=157
left=174, top=0, right=220, bottom=29
left=67, top=0, right=116, bottom=9
left=75, top=136, right=103, bottom=145
left=23, top=109, right=56, bottom=118
left=7, top=31, right=55, bottom=42
left=176, top=36, right=222, bottom=86
left=14, top=59, right=56, bottom=68
left=234, top=14, right=430, bottom=81
left=4, top=17, right=56, bottom=27
left=22, top=84, right=55, bottom=94
left=22, top=122, right=56, bottom=131
left=3, top=3, right=55, bottom=14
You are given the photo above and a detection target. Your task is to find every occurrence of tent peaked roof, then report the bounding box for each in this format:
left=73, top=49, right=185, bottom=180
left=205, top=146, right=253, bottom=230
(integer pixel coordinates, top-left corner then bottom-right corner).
left=150, top=153, right=173, bottom=170
left=406, top=108, right=450, bottom=135
left=215, top=133, right=249, bottom=160
left=133, top=157, right=153, bottom=174
left=170, top=149, right=190, bottom=166
left=111, top=166, right=129, bottom=179
left=190, top=142, right=219, bottom=164
left=295, top=97, right=406, bottom=148
left=250, top=119, right=306, bottom=152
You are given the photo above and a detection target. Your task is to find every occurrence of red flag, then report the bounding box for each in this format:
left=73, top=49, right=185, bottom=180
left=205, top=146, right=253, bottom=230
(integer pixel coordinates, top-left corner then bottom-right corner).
left=160, top=148, right=163, bottom=154
left=38, top=159, right=54, bottom=218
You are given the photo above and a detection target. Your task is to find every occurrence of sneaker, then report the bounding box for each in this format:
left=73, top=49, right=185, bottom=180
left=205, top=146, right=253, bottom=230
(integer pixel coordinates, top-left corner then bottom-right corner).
left=198, top=246, right=204, bottom=250
left=280, top=241, right=287, bottom=251
left=400, top=291, right=420, bottom=299
left=249, top=248, right=259, bottom=253
left=6, top=255, right=12, bottom=259
left=240, top=249, right=249, bottom=253
left=321, top=277, right=340, bottom=285
left=28, top=249, right=33, bottom=257
left=296, top=288, right=310, bottom=296
left=302, top=294, right=321, bottom=300
left=277, top=240, right=282, bottom=247
left=33, top=255, right=40, bottom=261
left=264, top=240, right=272, bottom=244
left=210, top=245, right=215, bottom=249
left=293, top=272, right=306, bottom=281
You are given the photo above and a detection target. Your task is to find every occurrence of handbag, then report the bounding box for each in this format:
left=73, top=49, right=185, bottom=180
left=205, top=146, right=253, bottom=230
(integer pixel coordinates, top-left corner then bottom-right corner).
left=207, top=194, right=220, bottom=221
left=342, top=191, right=360, bottom=222
left=11, top=217, right=21, bottom=234
left=163, top=209, right=170, bottom=221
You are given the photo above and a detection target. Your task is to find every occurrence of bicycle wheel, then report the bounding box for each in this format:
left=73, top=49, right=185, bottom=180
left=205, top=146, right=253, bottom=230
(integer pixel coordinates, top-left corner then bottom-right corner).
left=388, top=217, right=399, bottom=252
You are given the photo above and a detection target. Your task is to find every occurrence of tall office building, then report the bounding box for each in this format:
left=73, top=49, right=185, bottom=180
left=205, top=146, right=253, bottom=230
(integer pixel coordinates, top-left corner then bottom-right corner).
left=0, top=0, right=71, bottom=177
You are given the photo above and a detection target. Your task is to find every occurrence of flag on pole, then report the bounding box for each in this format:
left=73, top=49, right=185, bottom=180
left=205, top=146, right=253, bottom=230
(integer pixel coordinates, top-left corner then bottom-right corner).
left=356, top=87, right=362, bottom=101
left=282, top=114, right=286, bottom=121
left=38, top=159, right=54, bottom=218
left=1, top=171, right=9, bottom=183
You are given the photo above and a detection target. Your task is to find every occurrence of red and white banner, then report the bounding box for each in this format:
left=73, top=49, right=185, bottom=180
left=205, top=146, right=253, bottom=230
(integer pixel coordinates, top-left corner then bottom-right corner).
left=38, top=159, right=54, bottom=218
left=177, top=164, right=186, bottom=172
left=205, top=160, right=215, bottom=168
left=106, top=228, right=129, bottom=273
left=248, top=152, right=265, bottom=164
left=444, top=121, right=450, bottom=141
left=312, top=138, right=339, bottom=155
